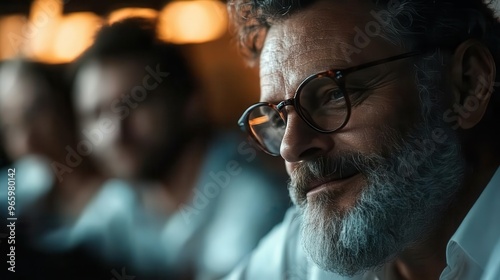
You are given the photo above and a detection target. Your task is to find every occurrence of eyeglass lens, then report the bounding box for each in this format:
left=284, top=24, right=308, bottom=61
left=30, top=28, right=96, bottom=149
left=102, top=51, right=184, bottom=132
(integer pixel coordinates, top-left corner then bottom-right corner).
left=247, top=76, right=348, bottom=155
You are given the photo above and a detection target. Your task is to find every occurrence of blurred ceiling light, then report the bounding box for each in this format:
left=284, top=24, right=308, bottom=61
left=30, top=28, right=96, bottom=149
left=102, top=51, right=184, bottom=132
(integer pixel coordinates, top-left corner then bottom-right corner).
left=158, top=0, right=227, bottom=44
left=0, top=15, right=27, bottom=60
left=52, top=12, right=102, bottom=63
left=30, top=0, right=63, bottom=20
left=108, top=8, right=159, bottom=24
left=14, top=0, right=102, bottom=63
left=25, top=0, right=62, bottom=61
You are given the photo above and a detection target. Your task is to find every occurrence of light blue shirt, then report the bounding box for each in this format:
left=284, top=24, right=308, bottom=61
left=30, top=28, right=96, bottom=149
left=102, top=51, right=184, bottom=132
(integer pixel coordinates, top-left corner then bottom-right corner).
left=226, top=167, right=500, bottom=280
left=482, top=240, right=500, bottom=280
left=441, top=167, right=500, bottom=280
left=37, top=132, right=289, bottom=280
left=0, top=156, right=53, bottom=216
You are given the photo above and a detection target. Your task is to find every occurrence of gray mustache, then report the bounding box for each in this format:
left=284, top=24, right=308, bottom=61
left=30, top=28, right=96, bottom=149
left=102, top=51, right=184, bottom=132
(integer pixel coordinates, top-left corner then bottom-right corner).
left=288, top=153, right=376, bottom=195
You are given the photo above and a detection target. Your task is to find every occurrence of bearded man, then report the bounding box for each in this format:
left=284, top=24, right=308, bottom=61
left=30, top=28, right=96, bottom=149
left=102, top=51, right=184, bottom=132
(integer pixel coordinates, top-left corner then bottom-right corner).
left=227, top=0, right=500, bottom=279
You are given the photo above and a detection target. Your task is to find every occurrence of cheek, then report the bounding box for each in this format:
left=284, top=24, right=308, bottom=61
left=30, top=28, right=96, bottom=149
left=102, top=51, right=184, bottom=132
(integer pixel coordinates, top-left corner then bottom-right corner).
left=128, top=106, right=175, bottom=150
left=26, top=114, right=58, bottom=153
left=130, top=109, right=161, bottom=141
left=4, top=133, right=28, bottom=159
left=337, top=85, right=421, bottom=153
left=80, top=118, right=116, bottom=153
left=6, top=125, right=46, bottom=158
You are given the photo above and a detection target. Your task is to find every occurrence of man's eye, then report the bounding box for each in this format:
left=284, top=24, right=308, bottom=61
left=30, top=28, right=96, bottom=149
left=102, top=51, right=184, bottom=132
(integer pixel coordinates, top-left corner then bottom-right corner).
left=328, top=89, right=344, bottom=101
left=320, top=88, right=345, bottom=108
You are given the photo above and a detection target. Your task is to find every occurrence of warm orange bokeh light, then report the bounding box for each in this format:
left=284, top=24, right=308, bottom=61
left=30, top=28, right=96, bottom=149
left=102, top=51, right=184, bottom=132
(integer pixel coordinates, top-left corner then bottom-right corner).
left=1, top=0, right=229, bottom=62
left=108, top=8, right=159, bottom=24
left=0, top=0, right=102, bottom=63
left=53, top=13, right=102, bottom=62
left=25, top=0, right=62, bottom=61
left=30, top=0, right=63, bottom=18
left=249, top=116, right=270, bottom=126
left=0, top=15, right=28, bottom=60
left=158, top=0, right=227, bottom=44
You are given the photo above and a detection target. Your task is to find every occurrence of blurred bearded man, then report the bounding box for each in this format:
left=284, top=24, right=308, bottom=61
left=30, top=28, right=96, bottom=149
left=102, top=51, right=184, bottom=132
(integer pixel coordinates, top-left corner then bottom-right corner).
left=226, top=0, right=500, bottom=279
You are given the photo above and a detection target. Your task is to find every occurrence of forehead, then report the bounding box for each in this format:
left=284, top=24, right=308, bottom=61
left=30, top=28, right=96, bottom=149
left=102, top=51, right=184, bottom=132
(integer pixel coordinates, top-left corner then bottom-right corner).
left=259, top=0, right=402, bottom=102
left=0, top=66, right=49, bottom=114
left=75, top=59, right=149, bottom=110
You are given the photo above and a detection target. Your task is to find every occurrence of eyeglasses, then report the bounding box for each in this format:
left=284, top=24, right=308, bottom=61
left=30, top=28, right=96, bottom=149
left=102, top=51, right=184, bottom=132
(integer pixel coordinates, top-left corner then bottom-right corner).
left=238, top=51, right=423, bottom=156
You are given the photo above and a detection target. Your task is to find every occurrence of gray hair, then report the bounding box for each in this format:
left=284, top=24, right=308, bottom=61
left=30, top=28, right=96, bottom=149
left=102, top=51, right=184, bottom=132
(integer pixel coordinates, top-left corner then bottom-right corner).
left=228, top=0, right=500, bottom=140
left=228, top=0, right=500, bottom=64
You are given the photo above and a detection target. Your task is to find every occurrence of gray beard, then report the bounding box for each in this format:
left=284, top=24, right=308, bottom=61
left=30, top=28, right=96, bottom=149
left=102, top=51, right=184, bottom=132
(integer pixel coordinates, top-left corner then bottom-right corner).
left=289, top=104, right=465, bottom=276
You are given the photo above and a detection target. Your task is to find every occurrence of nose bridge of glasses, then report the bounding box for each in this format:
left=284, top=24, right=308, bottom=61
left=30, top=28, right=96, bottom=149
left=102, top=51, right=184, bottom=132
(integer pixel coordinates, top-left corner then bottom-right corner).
left=276, top=98, right=294, bottom=108
left=275, top=98, right=295, bottom=122
left=276, top=98, right=295, bottom=112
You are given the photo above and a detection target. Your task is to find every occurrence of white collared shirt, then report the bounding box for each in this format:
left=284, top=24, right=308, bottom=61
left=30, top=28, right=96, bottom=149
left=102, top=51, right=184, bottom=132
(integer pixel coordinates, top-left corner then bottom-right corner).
left=482, top=240, right=500, bottom=280
left=441, top=167, right=500, bottom=280
left=226, top=167, right=500, bottom=280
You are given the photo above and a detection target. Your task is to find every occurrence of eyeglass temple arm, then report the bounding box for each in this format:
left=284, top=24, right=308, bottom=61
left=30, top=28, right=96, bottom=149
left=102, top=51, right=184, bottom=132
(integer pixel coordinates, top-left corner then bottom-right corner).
left=339, top=51, right=424, bottom=76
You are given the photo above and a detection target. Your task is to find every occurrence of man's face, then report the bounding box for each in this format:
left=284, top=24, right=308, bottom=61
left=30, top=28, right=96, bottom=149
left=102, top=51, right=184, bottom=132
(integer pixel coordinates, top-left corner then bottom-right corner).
left=74, top=59, right=183, bottom=181
left=260, top=0, right=464, bottom=276
left=0, top=70, right=63, bottom=160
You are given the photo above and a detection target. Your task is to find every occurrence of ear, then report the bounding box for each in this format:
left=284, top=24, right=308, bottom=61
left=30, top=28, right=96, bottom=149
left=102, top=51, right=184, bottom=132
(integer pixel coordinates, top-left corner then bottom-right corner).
left=450, top=39, right=496, bottom=129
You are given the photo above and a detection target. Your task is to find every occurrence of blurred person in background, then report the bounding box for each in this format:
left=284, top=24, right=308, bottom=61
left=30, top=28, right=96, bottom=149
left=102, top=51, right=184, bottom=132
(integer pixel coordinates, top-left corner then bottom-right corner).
left=0, top=59, right=106, bottom=279
left=0, top=59, right=103, bottom=223
left=64, top=18, right=289, bottom=280
left=0, top=133, right=10, bottom=169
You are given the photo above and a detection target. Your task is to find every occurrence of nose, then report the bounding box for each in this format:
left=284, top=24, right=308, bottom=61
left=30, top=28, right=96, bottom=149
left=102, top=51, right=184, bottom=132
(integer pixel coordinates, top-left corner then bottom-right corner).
left=279, top=111, right=334, bottom=162
left=102, top=114, right=128, bottom=145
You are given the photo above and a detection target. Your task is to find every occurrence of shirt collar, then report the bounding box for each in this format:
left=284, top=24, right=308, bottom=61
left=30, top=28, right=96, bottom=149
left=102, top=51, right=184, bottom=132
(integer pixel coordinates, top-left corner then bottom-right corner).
left=446, top=166, right=500, bottom=271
